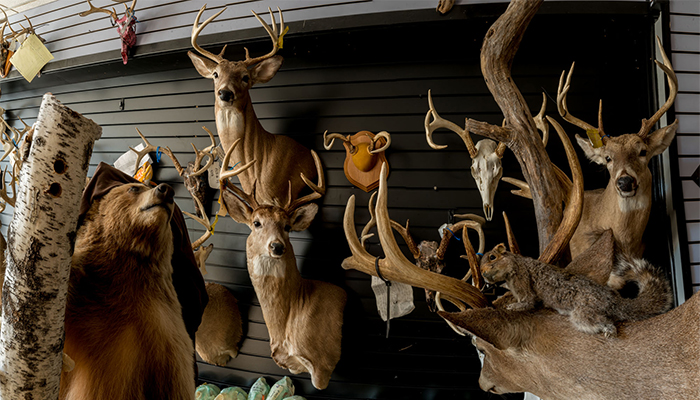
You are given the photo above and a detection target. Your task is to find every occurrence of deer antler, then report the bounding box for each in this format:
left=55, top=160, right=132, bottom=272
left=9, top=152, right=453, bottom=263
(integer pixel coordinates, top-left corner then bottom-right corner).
left=0, top=166, right=16, bottom=208
left=219, top=138, right=258, bottom=209
left=534, top=92, right=549, bottom=146
left=285, top=150, right=325, bottom=212
left=368, top=131, right=391, bottom=154
left=638, top=36, right=678, bottom=139
left=360, top=191, right=421, bottom=259
left=182, top=194, right=213, bottom=249
left=79, top=0, right=118, bottom=21
left=190, top=5, right=227, bottom=64
left=557, top=62, right=604, bottom=139
left=537, top=116, right=583, bottom=264
left=244, top=7, right=284, bottom=67
left=425, top=90, right=478, bottom=157
left=323, top=130, right=351, bottom=151
left=502, top=211, right=520, bottom=255
left=342, top=163, right=488, bottom=309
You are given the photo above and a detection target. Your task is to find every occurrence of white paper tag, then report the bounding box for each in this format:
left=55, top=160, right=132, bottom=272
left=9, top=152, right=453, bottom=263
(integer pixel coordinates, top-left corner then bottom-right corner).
left=208, top=160, right=220, bottom=188
left=114, top=143, right=151, bottom=176
left=371, top=276, right=414, bottom=321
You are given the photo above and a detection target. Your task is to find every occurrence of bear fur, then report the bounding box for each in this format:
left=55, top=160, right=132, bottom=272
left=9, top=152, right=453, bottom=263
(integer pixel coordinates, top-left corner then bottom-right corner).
left=60, top=183, right=195, bottom=400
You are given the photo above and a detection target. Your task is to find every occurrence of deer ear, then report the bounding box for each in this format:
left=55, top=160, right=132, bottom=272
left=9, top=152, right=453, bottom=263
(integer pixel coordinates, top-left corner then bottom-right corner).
left=221, top=190, right=252, bottom=225
left=250, top=55, right=283, bottom=85
left=188, top=51, right=218, bottom=79
left=289, top=203, right=318, bottom=232
left=575, top=134, right=606, bottom=165
left=646, top=119, right=678, bottom=158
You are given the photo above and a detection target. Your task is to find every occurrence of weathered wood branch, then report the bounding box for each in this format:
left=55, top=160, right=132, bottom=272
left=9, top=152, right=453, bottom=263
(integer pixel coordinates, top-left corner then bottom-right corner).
left=474, top=0, right=565, bottom=255
left=0, top=94, right=102, bottom=399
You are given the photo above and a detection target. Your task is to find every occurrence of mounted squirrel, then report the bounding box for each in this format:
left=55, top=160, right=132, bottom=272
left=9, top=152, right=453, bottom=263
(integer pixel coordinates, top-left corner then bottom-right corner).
left=480, top=244, right=673, bottom=337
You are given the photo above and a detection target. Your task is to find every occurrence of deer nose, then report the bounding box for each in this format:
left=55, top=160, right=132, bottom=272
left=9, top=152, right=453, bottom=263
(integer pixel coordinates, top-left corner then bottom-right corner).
left=617, top=176, right=636, bottom=193
left=270, top=242, right=285, bottom=257
left=154, top=183, right=174, bottom=203
left=218, top=89, right=233, bottom=102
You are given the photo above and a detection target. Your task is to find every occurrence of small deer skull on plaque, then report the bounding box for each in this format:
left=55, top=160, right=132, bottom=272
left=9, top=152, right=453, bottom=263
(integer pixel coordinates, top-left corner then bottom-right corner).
left=324, top=130, right=391, bottom=192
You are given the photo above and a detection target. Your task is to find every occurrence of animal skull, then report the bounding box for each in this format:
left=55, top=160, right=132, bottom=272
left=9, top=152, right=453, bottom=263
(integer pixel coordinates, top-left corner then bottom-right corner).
left=471, top=140, right=504, bottom=221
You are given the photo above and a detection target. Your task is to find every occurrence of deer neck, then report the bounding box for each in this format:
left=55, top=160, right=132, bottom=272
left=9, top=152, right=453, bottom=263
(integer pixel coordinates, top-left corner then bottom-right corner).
left=215, top=99, right=270, bottom=153
left=247, top=252, right=302, bottom=337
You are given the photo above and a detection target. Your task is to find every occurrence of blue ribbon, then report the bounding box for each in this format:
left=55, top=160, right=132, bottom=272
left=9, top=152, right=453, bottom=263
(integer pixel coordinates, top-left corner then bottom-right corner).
left=155, top=146, right=162, bottom=163
left=446, top=226, right=461, bottom=241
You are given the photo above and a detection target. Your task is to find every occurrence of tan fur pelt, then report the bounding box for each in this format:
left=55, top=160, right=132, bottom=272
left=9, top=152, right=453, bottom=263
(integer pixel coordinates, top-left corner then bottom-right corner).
left=60, top=183, right=195, bottom=400
left=480, top=244, right=672, bottom=337
left=195, top=283, right=243, bottom=366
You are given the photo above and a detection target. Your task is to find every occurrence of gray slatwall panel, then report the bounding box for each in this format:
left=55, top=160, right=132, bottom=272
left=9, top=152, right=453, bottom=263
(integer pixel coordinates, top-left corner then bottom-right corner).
left=671, top=0, right=700, bottom=292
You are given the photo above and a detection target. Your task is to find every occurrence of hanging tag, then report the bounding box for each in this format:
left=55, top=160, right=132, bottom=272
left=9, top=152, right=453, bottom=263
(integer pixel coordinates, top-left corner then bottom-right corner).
left=208, top=159, right=221, bottom=188
left=9, top=34, right=54, bottom=83
left=114, top=143, right=151, bottom=176
left=278, top=26, right=289, bottom=49
left=586, top=129, right=603, bottom=148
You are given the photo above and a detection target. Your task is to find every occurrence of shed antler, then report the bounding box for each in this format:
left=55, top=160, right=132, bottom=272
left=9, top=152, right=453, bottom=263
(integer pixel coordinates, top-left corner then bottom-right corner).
left=342, top=163, right=488, bottom=309
left=425, top=89, right=477, bottom=157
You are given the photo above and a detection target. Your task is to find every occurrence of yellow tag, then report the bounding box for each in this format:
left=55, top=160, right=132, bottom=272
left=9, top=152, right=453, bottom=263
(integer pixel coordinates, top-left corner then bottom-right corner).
left=133, top=162, right=153, bottom=182
left=216, top=192, right=228, bottom=217
left=209, top=214, right=219, bottom=235
left=9, top=34, right=54, bottom=83
left=278, top=26, right=289, bottom=49
left=586, top=129, right=603, bottom=148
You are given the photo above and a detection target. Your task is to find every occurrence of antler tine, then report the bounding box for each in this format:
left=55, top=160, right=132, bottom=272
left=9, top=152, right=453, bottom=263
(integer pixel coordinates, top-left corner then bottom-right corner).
left=80, top=0, right=118, bottom=20
left=390, top=219, right=421, bottom=260
left=1, top=8, right=16, bottom=37
left=323, top=130, right=350, bottom=150
left=191, top=4, right=228, bottom=64
left=557, top=62, right=597, bottom=133
left=0, top=166, right=16, bottom=208
left=638, top=36, right=678, bottom=138
left=200, top=126, right=217, bottom=154
left=245, top=7, right=284, bottom=67
left=495, top=141, right=507, bottom=159
left=360, top=191, right=378, bottom=247
left=538, top=116, right=583, bottom=265
left=369, top=131, right=392, bottom=154
left=219, top=138, right=258, bottom=210
left=502, top=211, right=521, bottom=255
left=460, top=224, right=484, bottom=289
left=285, top=150, right=325, bottom=212
left=114, top=0, right=137, bottom=14
left=189, top=142, right=214, bottom=177
left=128, top=127, right=160, bottom=173
left=452, top=213, right=486, bottom=253
left=182, top=194, right=212, bottom=249
left=425, top=90, right=478, bottom=157
left=534, top=92, right=550, bottom=146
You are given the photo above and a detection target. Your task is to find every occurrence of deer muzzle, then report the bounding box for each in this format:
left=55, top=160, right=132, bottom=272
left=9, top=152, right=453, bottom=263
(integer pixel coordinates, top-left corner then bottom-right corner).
left=269, top=241, right=285, bottom=257
left=218, top=89, right=233, bottom=103
left=616, top=175, right=637, bottom=197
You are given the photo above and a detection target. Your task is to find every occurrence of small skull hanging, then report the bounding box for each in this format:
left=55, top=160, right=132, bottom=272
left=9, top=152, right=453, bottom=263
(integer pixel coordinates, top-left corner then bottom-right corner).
left=324, top=130, right=391, bottom=192
left=79, top=0, right=138, bottom=64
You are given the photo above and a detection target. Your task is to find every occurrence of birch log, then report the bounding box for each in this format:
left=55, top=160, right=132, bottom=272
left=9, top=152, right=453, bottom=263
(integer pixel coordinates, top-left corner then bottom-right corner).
left=0, top=93, right=102, bottom=399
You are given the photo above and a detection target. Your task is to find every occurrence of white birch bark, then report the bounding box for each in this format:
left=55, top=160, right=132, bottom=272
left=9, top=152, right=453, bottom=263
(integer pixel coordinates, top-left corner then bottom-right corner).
left=0, top=93, right=102, bottom=399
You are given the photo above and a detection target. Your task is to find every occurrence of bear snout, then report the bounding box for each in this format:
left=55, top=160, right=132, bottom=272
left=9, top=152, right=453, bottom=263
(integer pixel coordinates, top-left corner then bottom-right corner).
left=155, top=184, right=174, bottom=203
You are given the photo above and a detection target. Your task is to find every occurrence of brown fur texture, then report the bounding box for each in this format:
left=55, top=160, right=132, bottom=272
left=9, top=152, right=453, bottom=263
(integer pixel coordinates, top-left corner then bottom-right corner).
left=480, top=244, right=672, bottom=337
left=195, top=282, right=243, bottom=366
left=60, top=183, right=195, bottom=400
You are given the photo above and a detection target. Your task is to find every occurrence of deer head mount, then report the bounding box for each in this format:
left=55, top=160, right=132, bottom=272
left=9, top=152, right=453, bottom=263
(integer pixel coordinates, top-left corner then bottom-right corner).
left=218, top=142, right=344, bottom=390
left=188, top=5, right=321, bottom=206
left=79, top=0, right=138, bottom=64
left=324, top=130, right=391, bottom=192
left=557, top=36, right=678, bottom=257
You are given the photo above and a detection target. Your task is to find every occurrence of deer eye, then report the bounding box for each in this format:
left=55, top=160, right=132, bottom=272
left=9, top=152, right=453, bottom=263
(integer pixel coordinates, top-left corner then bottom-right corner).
left=605, top=156, right=612, bottom=163
left=242, top=75, right=249, bottom=83
left=284, top=225, right=291, bottom=232
left=639, top=149, right=647, bottom=157
left=212, top=71, right=218, bottom=79
left=253, top=220, right=261, bottom=228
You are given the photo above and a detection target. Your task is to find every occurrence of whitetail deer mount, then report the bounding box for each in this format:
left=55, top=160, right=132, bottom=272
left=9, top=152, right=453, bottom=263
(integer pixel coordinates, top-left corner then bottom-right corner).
left=558, top=36, right=678, bottom=258
left=188, top=5, right=322, bottom=206
left=79, top=0, right=137, bottom=64
left=425, top=90, right=549, bottom=221
left=219, top=141, right=344, bottom=390
left=323, top=130, right=391, bottom=192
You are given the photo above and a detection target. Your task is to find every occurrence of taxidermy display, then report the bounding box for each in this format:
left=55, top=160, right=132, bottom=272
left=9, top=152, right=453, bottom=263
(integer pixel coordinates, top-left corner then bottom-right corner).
left=189, top=5, right=322, bottom=205
left=196, top=283, right=243, bottom=367
left=79, top=0, right=138, bottom=64
left=323, top=130, right=391, bottom=192
left=60, top=183, right=194, bottom=400
left=219, top=141, right=345, bottom=390
left=480, top=243, right=673, bottom=337
left=557, top=36, right=678, bottom=258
